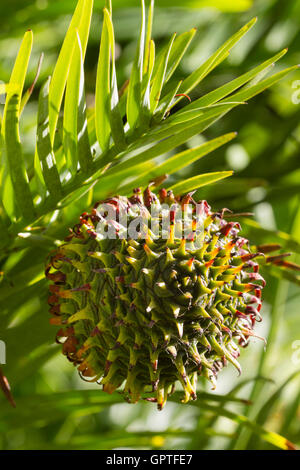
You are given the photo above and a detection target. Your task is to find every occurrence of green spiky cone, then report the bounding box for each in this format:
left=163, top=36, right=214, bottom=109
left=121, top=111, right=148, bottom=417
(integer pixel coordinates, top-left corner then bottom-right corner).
left=46, top=187, right=265, bottom=410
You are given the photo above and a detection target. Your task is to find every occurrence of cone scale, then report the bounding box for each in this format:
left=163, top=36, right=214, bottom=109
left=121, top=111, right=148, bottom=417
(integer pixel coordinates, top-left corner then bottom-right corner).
left=46, top=187, right=265, bottom=409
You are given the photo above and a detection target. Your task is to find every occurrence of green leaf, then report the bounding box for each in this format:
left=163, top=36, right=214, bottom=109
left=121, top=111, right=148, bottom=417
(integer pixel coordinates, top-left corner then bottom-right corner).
left=37, top=77, right=63, bottom=199
left=104, top=108, right=227, bottom=177
left=198, top=403, right=295, bottom=450
left=143, top=0, right=154, bottom=76
left=77, top=70, right=93, bottom=173
left=221, top=65, right=299, bottom=104
left=0, top=84, right=20, bottom=116
left=93, top=0, right=253, bottom=12
left=152, top=28, right=196, bottom=102
left=105, top=0, right=112, bottom=12
left=263, top=265, right=300, bottom=287
left=104, top=8, right=127, bottom=152
left=165, top=28, right=197, bottom=82
left=150, top=132, right=237, bottom=177
left=33, top=147, right=47, bottom=202
left=63, top=32, right=84, bottom=174
left=2, top=30, right=33, bottom=124
left=101, top=103, right=240, bottom=175
left=95, top=8, right=111, bottom=154
left=49, top=0, right=93, bottom=146
left=49, top=26, right=76, bottom=146
left=242, top=218, right=300, bottom=255
left=139, top=102, right=242, bottom=147
left=20, top=53, right=44, bottom=116
left=246, top=372, right=300, bottom=449
left=154, top=80, right=182, bottom=120
left=78, top=0, right=94, bottom=59
left=281, top=390, right=300, bottom=437
left=150, top=33, right=176, bottom=113
left=166, top=102, right=244, bottom=126
left=4, top=95, right=35, bottom=222
left=94, top=160, right=155, bottom=199
left=72, top=103, right=241, bottom=194
left=1, top=30, right=33, bottom=142
left=169, top=171, right=234, bottom=195
left=0, top=218, right=10, bottom=250
left=126, top=0, right=146, bottom=129
left=0, top=388, right=291, bottom=451
left=0, top=389, right=253, bottom=429
left=0, top=30, right=33, bottom=219
left=141, top=39, right=155, bottom=126
left=120, top=133, right=237, bottom=192
left=190, top=0, right=253, bottom=11
left=180, top=49, right=288, bottom=112
left=167, top=17, right=257, bottom=108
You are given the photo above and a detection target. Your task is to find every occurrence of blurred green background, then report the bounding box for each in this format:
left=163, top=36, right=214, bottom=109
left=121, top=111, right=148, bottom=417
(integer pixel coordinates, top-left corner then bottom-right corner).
left=0, top=0, right=300, bottom=450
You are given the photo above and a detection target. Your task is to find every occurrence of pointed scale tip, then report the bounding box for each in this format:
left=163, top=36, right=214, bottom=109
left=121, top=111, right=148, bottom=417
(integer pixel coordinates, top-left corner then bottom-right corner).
left=0, top=369, right=16, bottom=408
left=243, top=17, right=258, bottom=30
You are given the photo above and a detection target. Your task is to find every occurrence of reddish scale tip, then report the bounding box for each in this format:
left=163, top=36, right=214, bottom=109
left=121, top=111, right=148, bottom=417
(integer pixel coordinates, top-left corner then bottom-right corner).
left=48, top=294, right=59, bottom=305
left=91, top=327, right=101, bottom=337
left=220, top=222, right=240, bottom=237
left=49, top=285, right=60, bottom=294
left=50, top=305, right=61, bottom=315
left=175, top=93, right=192, bottom=103
left=159, top=188, right=168, bottom=202
left=71, top=284, right=91, bottom=292
left=205, top=259, right=215, bottom=268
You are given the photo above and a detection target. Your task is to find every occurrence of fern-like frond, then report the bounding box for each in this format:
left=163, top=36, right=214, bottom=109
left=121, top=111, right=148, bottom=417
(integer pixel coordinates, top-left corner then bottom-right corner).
left=0, top=0, right=298, bottom=261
